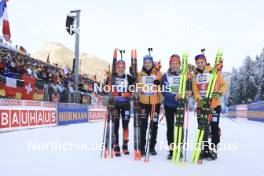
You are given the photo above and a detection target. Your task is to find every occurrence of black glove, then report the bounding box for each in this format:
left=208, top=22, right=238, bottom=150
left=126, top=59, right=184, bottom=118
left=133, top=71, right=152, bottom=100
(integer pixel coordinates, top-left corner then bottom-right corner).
left=198, top=99, right=210, bottom=108
left=153, top=79, right=161, bottom=85
left=129, top=66, right=134, bottom=76
left=198, top=99, right=211, bottom=115
left=212, top=92, right=222, bottom=98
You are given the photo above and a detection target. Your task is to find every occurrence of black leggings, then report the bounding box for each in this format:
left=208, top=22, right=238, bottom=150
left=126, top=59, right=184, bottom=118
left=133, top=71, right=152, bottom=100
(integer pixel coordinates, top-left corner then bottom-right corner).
left=197, top=105, right=221, bottom=151
left=210, top=106, right=221, bottom=146
left=113, top=103, right=131, bottom=144
left=164, top=105, right=177, bottom=146
left=140, top=103, right=160, bottom=151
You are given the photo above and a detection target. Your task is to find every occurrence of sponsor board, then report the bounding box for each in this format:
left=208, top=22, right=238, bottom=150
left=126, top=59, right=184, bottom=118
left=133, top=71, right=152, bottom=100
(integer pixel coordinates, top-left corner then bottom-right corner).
left=58, top=103, right=89, bottom=125
left=0, top=99, right=56, bottom=132
left=88, top=105, right=107, bottom=121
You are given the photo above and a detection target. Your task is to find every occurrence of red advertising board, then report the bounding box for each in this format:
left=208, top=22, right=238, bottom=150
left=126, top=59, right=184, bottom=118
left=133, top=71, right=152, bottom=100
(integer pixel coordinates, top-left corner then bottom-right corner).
left=236, top=104, right=248, bottom=118
left=0, top=99, right=57, bottom=131
left=88, top=105, right=107, bottom=121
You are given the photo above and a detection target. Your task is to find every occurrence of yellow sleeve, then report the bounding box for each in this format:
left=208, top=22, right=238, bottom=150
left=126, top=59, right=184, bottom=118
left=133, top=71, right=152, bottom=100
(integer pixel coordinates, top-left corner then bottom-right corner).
left=138, top=72, right=142, bottom=83
left=217, top=74, right=228, bottom=96
left=157, top=71, right=162, bottom=81
left=192, top=76, right=202, bottom=103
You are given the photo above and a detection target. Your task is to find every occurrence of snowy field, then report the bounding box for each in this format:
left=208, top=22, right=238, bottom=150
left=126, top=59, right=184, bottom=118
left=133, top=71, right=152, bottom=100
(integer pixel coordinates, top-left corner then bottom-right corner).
left=1, top=112, right=263, bottom=176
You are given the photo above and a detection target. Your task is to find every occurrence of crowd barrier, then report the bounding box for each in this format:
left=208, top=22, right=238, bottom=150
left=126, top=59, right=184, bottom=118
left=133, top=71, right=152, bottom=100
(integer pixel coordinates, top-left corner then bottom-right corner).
left=58, top=103, right=89, bottom=125
left=227, top=101, right=264, bottom=122
left=0, top=99, right=56, bottom=132
left=0, top=96, right=108, bottom=132
left=247, top=101, right=264, bottom=122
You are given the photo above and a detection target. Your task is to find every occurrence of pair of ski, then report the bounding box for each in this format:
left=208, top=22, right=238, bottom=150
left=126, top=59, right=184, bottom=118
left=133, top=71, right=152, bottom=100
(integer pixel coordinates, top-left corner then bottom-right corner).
left=101, top=49, right=118, bottom=159
left=144, top=103, right=157, bottom=163
left=172, top=51, right=189, bottom=164
left=191, top=49, right=223, bottom=164
left=131, top=49, right=156, bottom=163
left=172, top=50, right=223, bottom=165
left=130, top=49, right=142, bottom=161
left=101, top=48, right=143, bottom=160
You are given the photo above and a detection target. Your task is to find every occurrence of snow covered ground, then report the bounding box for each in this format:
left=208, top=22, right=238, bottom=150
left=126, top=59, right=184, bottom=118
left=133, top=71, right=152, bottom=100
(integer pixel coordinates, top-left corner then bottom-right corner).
left=1, top=112, right=264, bottom=176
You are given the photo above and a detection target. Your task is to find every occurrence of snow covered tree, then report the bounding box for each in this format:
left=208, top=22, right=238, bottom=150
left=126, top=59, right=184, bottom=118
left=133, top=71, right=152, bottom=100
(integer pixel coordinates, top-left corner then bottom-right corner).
left=229, top=68, right=243, bottom=104
left=254, top=49, right=264, bottom=101
left=229, top=49, right=264, bottom=104
left=240, top=56, right=256, bottom=103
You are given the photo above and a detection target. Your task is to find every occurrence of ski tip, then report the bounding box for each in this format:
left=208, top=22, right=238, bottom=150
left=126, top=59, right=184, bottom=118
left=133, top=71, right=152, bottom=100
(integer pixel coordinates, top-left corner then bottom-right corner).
left=180, top=161, right=189, bottom=166
left=182, top=50, right=189, bottom=58
left=134, top=152, right=137, bottom=160
left=134, top=150, right=141, bottom=161
left=131, top=49, right=134, bottom=58
left=217, top=48, right=223, bottom=52
left=131, top=49, right=137, bottom=59
left=217, top=49, right=224, bottom=57
left=197, top=160, right=203, bottom=165
left=110, top=150, right=115, bottom=158
left=134, top=157, right=141, bottom=161
left=103, top=150, right=108, bottom=159
left=137, top=151, right=141, bottom=160
left=113, top=48, right=118, bottom=58
left=144, top=159, right=150, bottom=163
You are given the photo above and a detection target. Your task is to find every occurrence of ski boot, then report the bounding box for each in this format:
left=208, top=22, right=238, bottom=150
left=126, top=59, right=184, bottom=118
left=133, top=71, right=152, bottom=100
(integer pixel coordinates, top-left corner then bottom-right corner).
left=122, top=140, right=130, bottom=155
left=167, top=150, right=173, bottom=160
left=200, top=150, right=210, bottom=159
left=140, top=148, right=146, bottom=157
left=114, top=144, right=121, bottom=157
left=209, top=150, right=218, bottom=160
left=149, top=148, right=157, bottom=156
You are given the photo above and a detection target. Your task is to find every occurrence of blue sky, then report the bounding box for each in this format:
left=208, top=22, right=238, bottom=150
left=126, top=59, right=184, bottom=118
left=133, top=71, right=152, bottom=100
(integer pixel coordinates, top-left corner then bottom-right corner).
left=5, top=0, right=264, bottom=72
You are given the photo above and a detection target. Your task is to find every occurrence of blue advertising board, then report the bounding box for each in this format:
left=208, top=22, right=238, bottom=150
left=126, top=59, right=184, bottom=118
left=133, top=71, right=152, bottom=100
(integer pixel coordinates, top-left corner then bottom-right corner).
left=227, top=105, right=236, bottom=118
left=58, top=103, right=89, bottom=125
left=247, top=101, right=264, bottom=122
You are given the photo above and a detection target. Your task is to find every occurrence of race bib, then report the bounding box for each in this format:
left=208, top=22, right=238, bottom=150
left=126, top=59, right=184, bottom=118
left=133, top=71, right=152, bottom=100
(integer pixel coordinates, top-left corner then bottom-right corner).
left=141, top=75, right=157, bottom=96
left=167, top=74, right=180, bottom=94
left=114, top=76, right=128, bottom=93
left=196, top=73, right=212, bottom=98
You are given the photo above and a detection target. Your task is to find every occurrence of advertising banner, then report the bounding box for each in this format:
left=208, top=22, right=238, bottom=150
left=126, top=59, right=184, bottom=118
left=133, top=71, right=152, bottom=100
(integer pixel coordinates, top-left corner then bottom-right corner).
left=0, top=99, right=56, bottom=132
left=58, top=103, right=89, bottom=125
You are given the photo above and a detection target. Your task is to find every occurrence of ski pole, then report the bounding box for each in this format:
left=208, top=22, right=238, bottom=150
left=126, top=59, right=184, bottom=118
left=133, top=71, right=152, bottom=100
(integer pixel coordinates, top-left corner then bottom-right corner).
left=184, top=96, right=189, bottom=163
left=101, top=111, right=108, bottom=158
left=144, top=103, right=156, bottom=163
